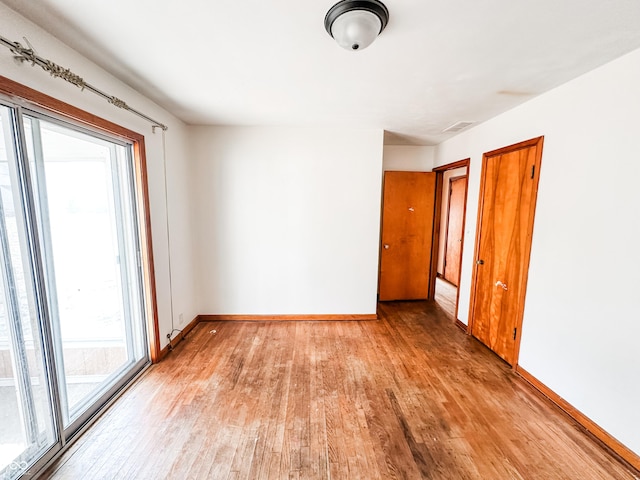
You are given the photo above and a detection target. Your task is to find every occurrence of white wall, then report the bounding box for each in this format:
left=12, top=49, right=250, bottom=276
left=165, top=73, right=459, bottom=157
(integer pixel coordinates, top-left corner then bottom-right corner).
left=382, top=145, right=434, bottom=171
left=434, top=48, right=640, bottom=456
left=191, top=126, right=384, bottom=315
left=0, top=4, right=199, bottom=346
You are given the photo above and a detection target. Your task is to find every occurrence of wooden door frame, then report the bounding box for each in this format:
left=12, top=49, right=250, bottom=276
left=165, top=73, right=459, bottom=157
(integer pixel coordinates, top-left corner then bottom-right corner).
left=442, top=175, right=467, bottom=286
left=467, top=136, right=544, bottom=367
left=430, top=159, right=470, bottom=319
left=0, top=75, right=162, bottom=363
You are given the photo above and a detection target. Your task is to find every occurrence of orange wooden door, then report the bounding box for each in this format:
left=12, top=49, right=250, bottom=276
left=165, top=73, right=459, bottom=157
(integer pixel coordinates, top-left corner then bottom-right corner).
left=379, top=171, right=436, bottom=301
left=443, top=176, right=466, bottom=286
left=470, top=137, right=543, bottom=365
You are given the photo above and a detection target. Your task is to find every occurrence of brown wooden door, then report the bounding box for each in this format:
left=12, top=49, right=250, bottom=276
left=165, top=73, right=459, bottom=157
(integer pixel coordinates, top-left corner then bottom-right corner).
left=379, top=171, right=436, bottom=301
left=470, top=137, right=543, bottom=366
left=443, top=176, right=466, bottom=286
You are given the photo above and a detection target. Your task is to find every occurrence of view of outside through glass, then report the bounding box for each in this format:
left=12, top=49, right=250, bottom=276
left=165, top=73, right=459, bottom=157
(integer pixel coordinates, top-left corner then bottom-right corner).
left=0, top=104, right=148, bottom=480
left=0, top=105, right=56, bottom=480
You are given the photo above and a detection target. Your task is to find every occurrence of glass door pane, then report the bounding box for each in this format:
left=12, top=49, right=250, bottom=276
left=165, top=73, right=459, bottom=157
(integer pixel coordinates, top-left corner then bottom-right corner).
left=0, top=106, right=57, bottom=480
left=22, top=115, right=147, bottom=431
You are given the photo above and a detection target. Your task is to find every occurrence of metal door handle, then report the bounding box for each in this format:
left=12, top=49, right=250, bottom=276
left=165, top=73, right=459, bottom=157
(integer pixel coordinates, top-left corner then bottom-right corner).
left=495, top=281, right=508, bottom=290
left=476, top=259, right=484, bottom=265
left=383, top=244, right=390, bottom=249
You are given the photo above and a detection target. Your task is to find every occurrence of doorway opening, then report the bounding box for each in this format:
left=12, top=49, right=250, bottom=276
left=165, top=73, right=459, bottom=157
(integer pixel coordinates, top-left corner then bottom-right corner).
left=430, top=160, right=469, bottom=326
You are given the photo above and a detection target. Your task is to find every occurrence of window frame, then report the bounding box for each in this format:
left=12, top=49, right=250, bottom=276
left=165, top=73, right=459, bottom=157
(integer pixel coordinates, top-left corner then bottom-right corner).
left=0, top=75, right=161, bottom=364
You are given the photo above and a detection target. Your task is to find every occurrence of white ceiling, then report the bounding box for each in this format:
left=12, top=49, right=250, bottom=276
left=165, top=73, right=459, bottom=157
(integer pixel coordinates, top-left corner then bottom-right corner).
left=4, top=0, right=640, bottom=145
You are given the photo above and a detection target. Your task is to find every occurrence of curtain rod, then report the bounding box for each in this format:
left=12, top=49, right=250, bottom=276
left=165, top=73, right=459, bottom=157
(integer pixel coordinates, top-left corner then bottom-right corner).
left=0, top=34, right=168, bottom=132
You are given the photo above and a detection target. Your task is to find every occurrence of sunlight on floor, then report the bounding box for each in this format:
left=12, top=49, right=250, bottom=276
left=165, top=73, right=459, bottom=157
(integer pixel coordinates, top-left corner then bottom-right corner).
left=434, top=276, right=457, bottom=319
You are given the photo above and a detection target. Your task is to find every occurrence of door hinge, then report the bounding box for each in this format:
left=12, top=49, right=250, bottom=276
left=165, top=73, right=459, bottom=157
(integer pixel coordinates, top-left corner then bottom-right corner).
left=530, top=165, right=535, bottom=179
left=513, top=327, right=517, bottom=340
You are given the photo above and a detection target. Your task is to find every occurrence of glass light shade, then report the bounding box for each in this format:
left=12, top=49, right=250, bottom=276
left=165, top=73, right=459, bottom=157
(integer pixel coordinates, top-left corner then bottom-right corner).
left=330, top=10, right=382, bottom=51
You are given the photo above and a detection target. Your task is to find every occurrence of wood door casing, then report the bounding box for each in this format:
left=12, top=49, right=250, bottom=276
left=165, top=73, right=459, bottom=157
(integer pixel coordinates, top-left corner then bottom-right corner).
left=429, top=159, right=470, bottom=302
left=443, top=176, right=466, bottom=286
left=470, top=137, right=543, bottom=366
left=379, top=171, right=436, bottom=301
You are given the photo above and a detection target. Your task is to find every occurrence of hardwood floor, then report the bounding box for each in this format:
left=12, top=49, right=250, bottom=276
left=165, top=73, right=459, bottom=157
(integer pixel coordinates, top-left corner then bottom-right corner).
left=43, top=302, right=637, bottom=479
left=434, top=276, right=457, bottom=320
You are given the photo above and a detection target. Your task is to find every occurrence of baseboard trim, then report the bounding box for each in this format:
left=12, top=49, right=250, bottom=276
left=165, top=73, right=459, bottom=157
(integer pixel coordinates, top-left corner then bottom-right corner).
left=198, top=313, right=378, bottom=322
left=454, top=319, right=468, bottom=333
left=158, top=343, right=170, bottom=361
left=157, top=315, right=200, bottom=361
left=516, top=366, right=640, bottom=473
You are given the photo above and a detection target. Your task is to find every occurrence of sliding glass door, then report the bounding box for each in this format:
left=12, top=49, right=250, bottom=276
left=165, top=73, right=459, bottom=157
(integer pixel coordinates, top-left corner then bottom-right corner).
left=0, top=100, right=150, bottom=480
left=0, top=104, right=57, bottom=480
left=23, top=115, right=148, bottom=431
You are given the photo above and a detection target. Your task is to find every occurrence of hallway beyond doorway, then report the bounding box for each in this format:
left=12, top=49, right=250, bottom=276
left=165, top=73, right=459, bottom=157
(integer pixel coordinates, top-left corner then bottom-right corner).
left=434, top=276, right=457, bottom=320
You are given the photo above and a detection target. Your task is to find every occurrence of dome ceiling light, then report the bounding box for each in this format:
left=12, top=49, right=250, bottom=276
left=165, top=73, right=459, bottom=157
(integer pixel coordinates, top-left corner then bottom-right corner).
left=324, top=0, right=389, bottom=51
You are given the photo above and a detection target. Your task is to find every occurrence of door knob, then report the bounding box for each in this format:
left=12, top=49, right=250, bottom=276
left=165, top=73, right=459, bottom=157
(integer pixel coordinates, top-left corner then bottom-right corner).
left=476, top=259, right=484, bottom=265
left=383, top=244, right=390, bottom=249
left=495, top=280, right=508, bottom=291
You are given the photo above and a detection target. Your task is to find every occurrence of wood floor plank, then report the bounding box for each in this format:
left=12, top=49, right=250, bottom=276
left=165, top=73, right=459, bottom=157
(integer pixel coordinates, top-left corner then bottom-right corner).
left=41, top=301, right=639, bottom=480
left=434, top=276, right=457, bottom=320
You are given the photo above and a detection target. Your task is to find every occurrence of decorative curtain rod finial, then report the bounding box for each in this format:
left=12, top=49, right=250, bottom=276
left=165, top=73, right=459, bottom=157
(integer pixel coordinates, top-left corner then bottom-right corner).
left=0, top=33, right=168, bottom=132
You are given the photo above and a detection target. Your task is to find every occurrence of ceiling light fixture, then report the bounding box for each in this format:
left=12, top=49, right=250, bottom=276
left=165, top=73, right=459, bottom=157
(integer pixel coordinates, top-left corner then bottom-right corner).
left=324, top=0, right=389, bottom=51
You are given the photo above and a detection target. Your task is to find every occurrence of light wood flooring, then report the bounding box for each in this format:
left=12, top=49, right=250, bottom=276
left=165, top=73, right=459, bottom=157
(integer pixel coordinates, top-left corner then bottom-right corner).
left=434, top=276, right=457, bottom=320
left=44, top=301, right=638, bottom=479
